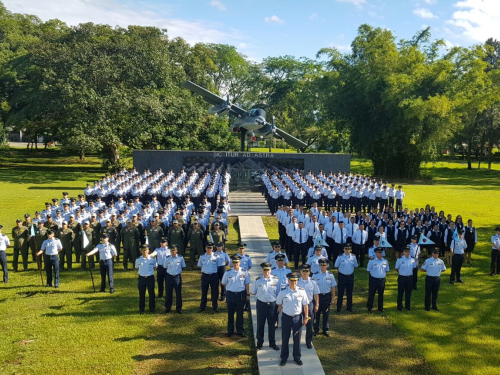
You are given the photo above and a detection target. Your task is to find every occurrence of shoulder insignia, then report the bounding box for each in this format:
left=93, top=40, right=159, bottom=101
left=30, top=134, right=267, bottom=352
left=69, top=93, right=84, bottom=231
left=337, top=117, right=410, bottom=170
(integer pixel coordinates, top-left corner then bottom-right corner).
left=256, top=276, right=261, bottom=280
left=272, top=267, right=276, bottom=270
left=298, top=287, right=305, bottom=290
left=241, top=268, right=247, bottom=271
left=269, top=250, right=274, bottom=253
left=272, top=275, right=278, bottom=279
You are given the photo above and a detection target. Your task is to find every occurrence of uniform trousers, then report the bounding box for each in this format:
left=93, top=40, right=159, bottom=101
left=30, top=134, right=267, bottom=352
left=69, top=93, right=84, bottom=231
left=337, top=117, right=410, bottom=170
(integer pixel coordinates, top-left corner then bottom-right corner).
left=450, top=253, right=464, bottom=282
left=332, top=243, right=343, bottom=267
left=337, top=272, right=354, bottom=311
left=367, top=276, right=385, bottom=311
left=256, top=299, right=276, bottom=346
left=157, top=265, right=167, bottom=297
left=305, top=301, right=315, bottom=346
left=294, top=243, right=308, bottom=269
left=165, top=273, right=182, bottom=312
left=0, top=251, right=8, bottom=282
left=59, top=245, right=72, bottom=270
left=44, top=254, right=60, bottom=287
left=281, top=313, right=303, bottom=362
left=412, top=266, right=419, bottom=289
left=200, top=272, right=218, bottom=310
left=122, top=247, right=137, bottom=270
left=397, top=275, right=413, bottom=309
left=13, top=245, right=29, bottom=271
left=226, top=290, right=246, bottom=334
left=314, top=293, right=331, bottom=333
left=352, top=243, right=366, bottom=267
left=285, top=236, right=294, bottom=261
left=491, top=249, right=500, bottom=275
left=138, top=275, right=155, bottom=313
left=99, top=259, right=114, bottom=291
left=217, top=265, right=226, bottom=299
left=425, top=276, right=440, bottom=309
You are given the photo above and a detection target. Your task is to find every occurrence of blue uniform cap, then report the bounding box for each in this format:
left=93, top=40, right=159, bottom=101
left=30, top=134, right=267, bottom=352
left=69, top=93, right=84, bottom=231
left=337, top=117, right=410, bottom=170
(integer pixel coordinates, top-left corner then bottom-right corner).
left=275, top=254, right=286, bottom=261
left=375, top=247, right=384, bottom=253
left=318, top=259, right=329, bottom=265
left=231, top=255, right=241, bottom=262
left=286, top=272, right=299, bottom=280
left=260, top=262, right=272, bottom=270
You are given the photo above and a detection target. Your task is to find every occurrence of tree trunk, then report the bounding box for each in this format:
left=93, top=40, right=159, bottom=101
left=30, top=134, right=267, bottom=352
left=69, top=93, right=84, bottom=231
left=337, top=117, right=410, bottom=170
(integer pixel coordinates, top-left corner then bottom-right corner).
left=467, top=139, right=472, bottom=170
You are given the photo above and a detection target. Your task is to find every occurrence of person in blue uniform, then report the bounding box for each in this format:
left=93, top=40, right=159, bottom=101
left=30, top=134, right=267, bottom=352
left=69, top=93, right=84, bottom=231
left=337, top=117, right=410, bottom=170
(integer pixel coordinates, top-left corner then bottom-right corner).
left=366, top=247, right=390, bottom=313
left=36, top=230, right=63, bottom=288
left=450, top=229, right=467, bottom=284
left=86, top=233, right=117, bottom=293
left=0, top=225, right=11, bottom=283
left=135, top=244, right=157, bottom=314
left=334, top=243, right=358, bottom=313
left=229, top=243, right=253, bottom=311
left=490, top=227, right=500, bottom=276
left=311, top=258, right=336, bottom=336
left=163, top=244, right=186, bottom=313
left=276, top=272, right=309, bottom=367
left=421, top=248, right=446, bottom=311
left=250, top=262, right=280, bottom=351
left=297, top=264, right=319, bottom=349
left=154, top=237, right=171, bottom=298
left=197, top=242, right=220, bottom=312
left=409, top=235, right=421, bottom=290
left=222, top=254, right=251, bottom=337
left=215, top=243, right=230, bottom=302
left=395, top=246, right=416, bottom=311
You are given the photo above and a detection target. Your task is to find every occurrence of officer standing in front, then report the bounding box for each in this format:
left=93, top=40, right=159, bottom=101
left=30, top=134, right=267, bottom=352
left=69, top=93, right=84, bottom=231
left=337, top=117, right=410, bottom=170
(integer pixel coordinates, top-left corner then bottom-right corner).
left=197, top=242, right=220, bottom=312
left=135, top=244, right=157, bottom=314
left=366, top=248, right=390, bottom=313
left=297, top=264, right=319, bottom=349
left=276, top=272, right=309, bottom=367
left=0, top=225, right=11, bottom=283
left=395, top=246, right=416, bottom=311
left=421, top=248, right=446, bottom=311
left=222, top=255, right=251, bottom=337
left=490, top=227, right=500, bottom=276
left=334, top=243, right=358, bottom=313
left=163, top=244, right=186, bottom=314
left=312, top=258, right=336, bottom=336
left=250, top=262, right=280, bottom=351
left=86, top=233, right=117, bottom=293
left=36, top=230, right=63, bottom=288
left=154, top=237, right=171, bottom=298
left=450, top=229, right=467, bottom=284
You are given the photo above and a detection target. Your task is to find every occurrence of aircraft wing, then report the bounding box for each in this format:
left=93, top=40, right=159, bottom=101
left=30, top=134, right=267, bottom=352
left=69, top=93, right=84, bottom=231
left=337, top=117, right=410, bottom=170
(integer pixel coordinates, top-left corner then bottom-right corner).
left=275, top=127, right=308, bottom=150
left=182, top=81, right=248, bottom=118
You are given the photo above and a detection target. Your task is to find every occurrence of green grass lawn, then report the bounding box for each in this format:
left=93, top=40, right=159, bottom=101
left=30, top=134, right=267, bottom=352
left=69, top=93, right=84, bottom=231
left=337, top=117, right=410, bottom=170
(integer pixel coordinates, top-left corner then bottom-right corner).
left=263, top=158, right=500, bottom=375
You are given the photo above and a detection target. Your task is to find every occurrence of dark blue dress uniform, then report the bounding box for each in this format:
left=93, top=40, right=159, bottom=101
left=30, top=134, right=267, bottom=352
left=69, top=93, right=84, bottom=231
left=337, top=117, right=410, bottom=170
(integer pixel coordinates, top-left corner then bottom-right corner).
left=450, top=232, right=467, bottom=284
left=334, top=245, right=358, bottom=312
left=395, top=248, right=416, bottom=310
left=276, top=273, right=310, bottom=366
left=221, top=255, right=250, bottom=336
left=87, top=235, right=117, bottom=293
left=163, top=245, right=186, bottom=313
left=197, top=243, right=220, bottom=312
left=312, top=259, right=337, bottom=335
left=297, top=266, right=320, bottom=348
left=40, top=232, right=63, bottom=288
left=135, top=245, right=157, bottom=314
left=251, top=262, right=280, bottom=350
left=366, top=249, right=390, bottom=312
left=421, top=249, right=446, bottom=311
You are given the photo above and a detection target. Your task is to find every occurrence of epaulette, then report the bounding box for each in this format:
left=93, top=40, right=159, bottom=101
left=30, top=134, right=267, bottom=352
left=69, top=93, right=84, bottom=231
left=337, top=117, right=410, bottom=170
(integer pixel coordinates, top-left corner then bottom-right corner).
left=298, top=287, right=305, bottom=290
left=269, top=250, right=274, bottom=253
left=241, top=268, right=247, bottom=271
left=272, top=267, right=276, bottom=270
left=166, top=255, right=171, bottom=258
left=272, top=275, right=278, bottom=279
left=256, top=276, right=261, bottom=280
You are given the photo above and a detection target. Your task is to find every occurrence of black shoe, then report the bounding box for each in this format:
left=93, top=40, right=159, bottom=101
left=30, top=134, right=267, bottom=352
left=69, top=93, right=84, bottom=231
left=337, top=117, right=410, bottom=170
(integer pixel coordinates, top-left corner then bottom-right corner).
left=177, top=310, right=182, bottom=314
left=157, top=295, right=163, bottom=298
left=378, top=309, right=385, bottom=313
left=165, top=310, right=171, bottom=313
left=213, top=308, right=219, bottom=313
left=323, top=331, right=329, bottom=337
left=405, top=307, right=412, bottom=311
left=198, top=308, right=205, bottom=313
left=295, top=359, right=303, bottom=366
left=313, top=332, right=318, bottom=336
left=149, top=310, right=155, bottom=313
left=367, top=309, right=372, bottom=314
left=347, top=308, right=354, bottom=312
left=237, top=332, right=247, bottom=338
left=139, top=311, right=144, bottom=315
left=412, top=287, right=418, bottom=290
left=336, top=309, right=341, bottom=313
left=226, top=332, right=233, bottom=337
left=458, top=279, right=464, bottom=283
left=280, top=360, right=286, bottom=366
left=397, top=307, right=402, bottom=311
left=99, top=289, right=105, bottom=293
left=425, top=308, right=430, bottom=311
left=256, top=344, right=262, bottom=350
left=55, top=286, right=59, bottom=289
left=307, top=344, right=313, bottom=349
left=450, top=280, right=455, bottom=284
left=110, top=289, right=114, bottom=294
left=270, top=344, right=280, bottom=351
left=244, top=307, right=249, bottom=312
left=432, top=307, right=440, bottom=311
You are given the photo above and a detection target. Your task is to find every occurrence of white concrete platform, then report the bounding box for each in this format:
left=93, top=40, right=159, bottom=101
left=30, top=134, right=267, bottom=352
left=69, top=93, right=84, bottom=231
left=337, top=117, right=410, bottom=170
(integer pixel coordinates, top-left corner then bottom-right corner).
left=238, top=216, right=325, bottom=375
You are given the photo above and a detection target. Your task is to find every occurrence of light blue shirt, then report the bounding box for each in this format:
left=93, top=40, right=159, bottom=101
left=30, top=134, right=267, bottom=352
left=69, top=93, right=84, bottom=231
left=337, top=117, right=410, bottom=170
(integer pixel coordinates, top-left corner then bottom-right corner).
left=229, top=253, right=253, bottom=270
left=0, top=234, right=10, bottom=251
left=312, top=271, right=337, bottom=293
left=271, top=266, right=292, bottom=290
left=492, top=234, right=500, bottom=250
left=421, top=257, right=446, bottom=277
left=250, top=275, right=279, bottom=302
left=367, top=258, right=390, bottom=278
left=163, top=254, right=186, bottom=275
left=409, top=243, right=421, bottom=265
left=451, top=238, right=467, bottom=255
left=266, top=251, right=289, bottom=268
left=395, top=256, right=416, bottom=276
left=41, top=238, right=62, bottom=256
left=368, top=246, right=385, bottom=259
left=297, top=277, right=320, bottom=301
left=155, top=246, right=171, bottom=267
left=198, top=252, right=219, bottom=274
left=222, top=268, right=250, bottom=292
left=307, top=247, right=327, bottom=258
left=334, top=253, right=358, bottom=275
left=215, top=251, right=230, bottom=267
left=306, top=254, right=327, bottom=274
left=276, top=287, right=309, bottom=316
left=94, top=243, right=117, bottom=260
left=135, top=256, right=157, bottom=276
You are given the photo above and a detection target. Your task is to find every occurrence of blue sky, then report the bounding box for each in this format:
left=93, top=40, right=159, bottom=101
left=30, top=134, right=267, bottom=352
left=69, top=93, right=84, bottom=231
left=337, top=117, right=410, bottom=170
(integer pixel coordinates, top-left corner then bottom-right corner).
left=4, top=0, right=500, bottom=61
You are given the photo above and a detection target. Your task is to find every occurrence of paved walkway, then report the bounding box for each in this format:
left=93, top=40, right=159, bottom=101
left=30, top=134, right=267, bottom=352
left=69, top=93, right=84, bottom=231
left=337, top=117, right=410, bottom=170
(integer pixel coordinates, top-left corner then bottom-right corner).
left=239, top=216, right=325, bottom=375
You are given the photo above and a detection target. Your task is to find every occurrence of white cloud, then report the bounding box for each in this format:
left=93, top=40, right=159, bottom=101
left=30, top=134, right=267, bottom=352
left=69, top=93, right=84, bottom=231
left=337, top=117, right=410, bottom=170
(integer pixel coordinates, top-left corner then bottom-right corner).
left=444, top=39, right=454, bottom=49
left=264, top=15, right=284, bottom=24
left=210, top=0, right=226, bottom=11
left=413, top=7, right=439, bottom=19
left=3, top=0, right=244, bottom=45
left=335, top=0, right=367, bottom=9
left=329, top=42, right=352, bottom=52
left=447, top=0, right=500, bottom=42
left=309, top=12, right=319, bottom=20
left=424, top=0, right=437, bottom=4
